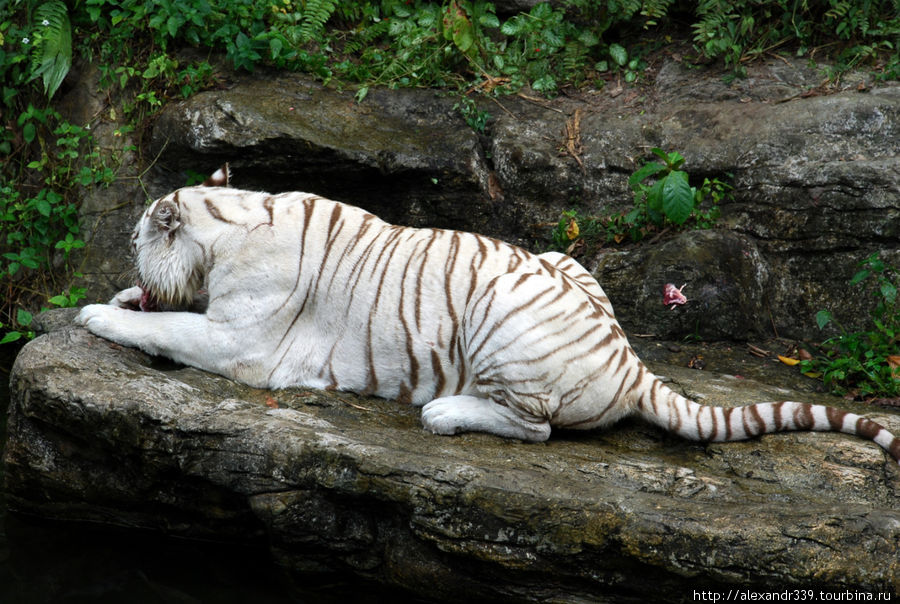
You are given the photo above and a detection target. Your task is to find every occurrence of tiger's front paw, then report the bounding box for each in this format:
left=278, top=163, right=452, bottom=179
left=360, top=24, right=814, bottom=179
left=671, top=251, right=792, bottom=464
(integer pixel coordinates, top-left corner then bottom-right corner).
left=77, top=304, right=128, bottom=341
left=108, top=286, right=144, bottom=309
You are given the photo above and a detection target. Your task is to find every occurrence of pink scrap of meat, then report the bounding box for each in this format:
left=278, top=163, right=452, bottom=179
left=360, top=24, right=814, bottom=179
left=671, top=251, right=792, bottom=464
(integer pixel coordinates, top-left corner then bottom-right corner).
left=138, top=282, right=160, bottom=312
left=663, top=283, right=687, bottom=310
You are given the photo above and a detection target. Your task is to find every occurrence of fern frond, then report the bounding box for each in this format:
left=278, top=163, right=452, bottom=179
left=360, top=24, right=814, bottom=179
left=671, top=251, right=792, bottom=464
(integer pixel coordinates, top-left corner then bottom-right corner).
left=30, top=0, right=72, bottom=98
left=299, top=0, right=339, bottom=43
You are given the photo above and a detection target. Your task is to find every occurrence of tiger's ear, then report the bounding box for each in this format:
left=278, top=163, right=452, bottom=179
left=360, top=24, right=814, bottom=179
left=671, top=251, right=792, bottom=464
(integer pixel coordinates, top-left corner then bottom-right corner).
left=151, top=199, right=181, bottom=235
left=203, top=163, right=231, bottom=187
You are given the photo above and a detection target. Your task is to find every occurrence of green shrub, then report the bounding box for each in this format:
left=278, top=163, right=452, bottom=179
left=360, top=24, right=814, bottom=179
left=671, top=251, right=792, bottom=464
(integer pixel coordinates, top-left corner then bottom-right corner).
left=801, top=253, right=900, bottom=399
left=550, top=149, right=730, bottom=254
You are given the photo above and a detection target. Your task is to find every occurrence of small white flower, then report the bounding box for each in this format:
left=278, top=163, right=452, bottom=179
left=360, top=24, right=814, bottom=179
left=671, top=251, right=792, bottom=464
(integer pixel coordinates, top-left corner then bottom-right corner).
left=42, top=19, right=50, bottom=26
left=22, top=37, right=29, bottom=44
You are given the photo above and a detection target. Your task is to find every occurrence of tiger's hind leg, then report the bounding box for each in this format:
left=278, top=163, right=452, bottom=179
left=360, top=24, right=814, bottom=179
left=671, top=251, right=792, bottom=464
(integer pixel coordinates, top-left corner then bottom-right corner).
left=421, top=395, right=551, bottom=442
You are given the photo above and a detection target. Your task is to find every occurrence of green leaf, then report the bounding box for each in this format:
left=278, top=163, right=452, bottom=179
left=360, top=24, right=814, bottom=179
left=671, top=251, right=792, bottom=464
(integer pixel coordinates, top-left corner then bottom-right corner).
left=849, top=268, right=870, bottom=285
left=33, top=0, right=73, bottom=99
left=167, top=15, right=180, bottom=37
left=500, top=19, right=520, bottom=36
left=0, top=332, right=22, bottom=344
left=542, top=28, right=564, bottom=48
left=36, top=198, right=52, bottom=217
left=479, top=14, right=500, bottom=29
left=531, top=3, right=552, bottom=20
left=48, top=294, right=68, bottom=306
left=880, top=281, right=897, bottom=305
left=17, top=308, right=33, bottom=326
left=531, top=74, right=556, bottom=92
left=269, top=36, right=283, bottom=59
left=609, top=43, right=627, bottom=67
left=454, top=23, right=475, bottom=53
left=624, top=207, right=642, bottom=225
left=646, top=178, right=666, bottom=225
left=665, top=150, right=686, bottom=170
left=816, top=310, right=834, bottom=330
left=627, top=161, right=666, bottom=189
left=578, top=30, right=599, bottom=47
left=661, top=170, right=693, bottom=225
left=23, top=122, right=36, bottom=143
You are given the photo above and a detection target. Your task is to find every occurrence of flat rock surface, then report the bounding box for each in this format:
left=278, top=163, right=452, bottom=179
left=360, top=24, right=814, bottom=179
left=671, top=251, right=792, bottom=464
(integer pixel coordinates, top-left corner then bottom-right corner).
left=5, top=312, right=899, bottom=601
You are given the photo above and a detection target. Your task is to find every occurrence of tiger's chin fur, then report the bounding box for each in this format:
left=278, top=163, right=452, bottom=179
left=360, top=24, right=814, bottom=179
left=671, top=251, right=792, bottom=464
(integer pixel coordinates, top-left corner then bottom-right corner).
left=77, top=165, right=900, bottom=467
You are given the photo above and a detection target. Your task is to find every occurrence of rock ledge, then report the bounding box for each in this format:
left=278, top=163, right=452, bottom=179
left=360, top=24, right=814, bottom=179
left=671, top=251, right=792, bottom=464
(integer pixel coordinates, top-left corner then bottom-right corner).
left=5, top=313, right=900, bottom=601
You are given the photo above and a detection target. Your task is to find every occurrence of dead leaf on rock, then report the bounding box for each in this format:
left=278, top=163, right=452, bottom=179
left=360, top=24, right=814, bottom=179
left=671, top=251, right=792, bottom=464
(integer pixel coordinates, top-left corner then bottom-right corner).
left=559, top=108, right=585, bottom=172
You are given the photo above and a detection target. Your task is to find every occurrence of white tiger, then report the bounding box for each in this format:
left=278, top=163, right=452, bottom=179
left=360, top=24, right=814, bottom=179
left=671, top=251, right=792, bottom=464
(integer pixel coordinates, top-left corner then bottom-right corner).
left=77, top=165, right=900, bottom=464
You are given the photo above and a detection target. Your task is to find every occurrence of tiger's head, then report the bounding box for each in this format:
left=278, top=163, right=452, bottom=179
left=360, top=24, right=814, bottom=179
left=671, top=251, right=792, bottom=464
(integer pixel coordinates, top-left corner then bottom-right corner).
left=132, top=164, right=230, bottom=311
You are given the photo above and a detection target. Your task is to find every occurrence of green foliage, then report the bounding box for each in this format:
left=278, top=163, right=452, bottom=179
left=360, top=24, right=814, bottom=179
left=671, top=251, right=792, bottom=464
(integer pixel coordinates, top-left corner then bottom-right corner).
left=0, top=98, right=109, bottom=344
left=453, top=96, right=490, bottom=132
left=801, top=253, right=900, bottom=399
left=595, top=42, right=645, bottom=83
left=550, top=149, right=729, bottom=254
left=0, top=308, right=35, bottom=345
left=29, top=0, right=72, bottom=98
left=692, top=0, right=899, bottom=77
left=622, top=148, right=727, bottom=240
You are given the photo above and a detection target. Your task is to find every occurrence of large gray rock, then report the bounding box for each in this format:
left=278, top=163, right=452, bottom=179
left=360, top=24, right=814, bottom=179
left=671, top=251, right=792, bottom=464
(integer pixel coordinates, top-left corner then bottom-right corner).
left=149, top=77, right=495, bottom=235
left=124, top=58, right=899, bottom=340
left=5, top=312, right=900, bottom=601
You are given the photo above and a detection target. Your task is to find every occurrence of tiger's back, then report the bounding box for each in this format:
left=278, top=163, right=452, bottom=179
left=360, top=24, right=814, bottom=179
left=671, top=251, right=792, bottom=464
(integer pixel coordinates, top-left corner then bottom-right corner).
left=164, top=182, right=623, bottom=412
left=77, top=166, right=900, bottom=466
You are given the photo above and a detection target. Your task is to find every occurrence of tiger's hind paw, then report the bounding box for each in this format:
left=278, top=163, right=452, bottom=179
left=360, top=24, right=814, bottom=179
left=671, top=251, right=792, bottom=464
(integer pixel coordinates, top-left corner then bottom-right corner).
left=421, top=395, right=550, bottom=442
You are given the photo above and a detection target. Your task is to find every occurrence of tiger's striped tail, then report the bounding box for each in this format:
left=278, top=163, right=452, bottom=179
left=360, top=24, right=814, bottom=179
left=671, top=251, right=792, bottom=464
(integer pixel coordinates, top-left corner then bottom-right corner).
left=636, top=378, right=900, bottom=465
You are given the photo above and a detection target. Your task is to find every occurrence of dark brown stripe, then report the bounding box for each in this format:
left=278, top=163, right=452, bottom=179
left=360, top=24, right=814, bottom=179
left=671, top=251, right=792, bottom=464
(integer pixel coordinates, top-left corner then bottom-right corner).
left=826, top=406, right=848, bottom=430
left=855, top=417, right=880, bottom=440
left=772, top=401, right=784, bottom=430
left=204, top=198, right=234, bottom=223
left=890, top=439, right=900, bottom=462
left=397, top=244, right=419, bottom=392
left=666, top=386, right=680, bottom=434
left=445, top=232, right=461, bottom=363
left=415, top=235, right=438, bottom=332
left=723, top=406, right=734, bottom=440
left=455, top=337, right=467, bottom=393
left=793, top=404, right=814, bottom=430
left=511, top=272, right=532, bottom=291
left=263, top=195, right=275, bottom=225
left=397, top=384, right=412, bottom=405
left=747, top=404, right=764, bottom=435
left=326, top=202, right=343, bottom=235
left=696, top=405, right=707, bottom=440
left=431, top=349, right=446, bottom=396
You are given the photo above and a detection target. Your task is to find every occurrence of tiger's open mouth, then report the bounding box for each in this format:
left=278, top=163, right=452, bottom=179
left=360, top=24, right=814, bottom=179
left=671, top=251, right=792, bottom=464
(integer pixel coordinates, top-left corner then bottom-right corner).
left=137, top=281, right=160, bottom=312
